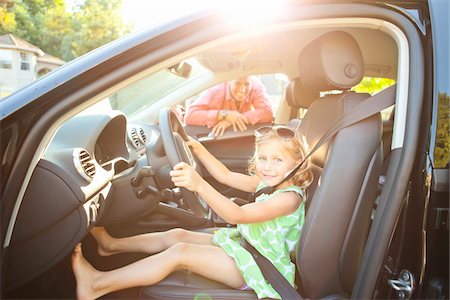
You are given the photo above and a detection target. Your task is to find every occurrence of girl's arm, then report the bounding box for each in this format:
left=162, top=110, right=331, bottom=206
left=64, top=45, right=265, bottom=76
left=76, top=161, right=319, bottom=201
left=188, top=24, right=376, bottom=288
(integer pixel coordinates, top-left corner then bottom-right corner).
left=187, top=139, right=259, bottom=193
left=170, top=162, right=302, bottom=224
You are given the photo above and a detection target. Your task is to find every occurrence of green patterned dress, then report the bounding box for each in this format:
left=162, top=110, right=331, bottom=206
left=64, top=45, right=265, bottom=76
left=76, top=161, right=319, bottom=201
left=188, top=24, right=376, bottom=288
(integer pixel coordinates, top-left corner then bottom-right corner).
left=212, top=183, right=305, bottom=299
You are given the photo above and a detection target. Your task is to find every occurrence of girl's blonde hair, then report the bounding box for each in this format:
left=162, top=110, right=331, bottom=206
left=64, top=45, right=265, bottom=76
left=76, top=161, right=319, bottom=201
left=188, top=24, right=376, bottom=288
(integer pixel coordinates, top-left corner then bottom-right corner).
left=247, top=127, right=313, bottom=189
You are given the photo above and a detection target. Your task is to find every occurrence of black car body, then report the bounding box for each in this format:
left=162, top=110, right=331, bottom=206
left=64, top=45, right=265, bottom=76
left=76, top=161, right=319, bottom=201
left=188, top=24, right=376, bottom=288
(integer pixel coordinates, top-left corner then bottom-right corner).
left=0, top=0, right=448, bottom=299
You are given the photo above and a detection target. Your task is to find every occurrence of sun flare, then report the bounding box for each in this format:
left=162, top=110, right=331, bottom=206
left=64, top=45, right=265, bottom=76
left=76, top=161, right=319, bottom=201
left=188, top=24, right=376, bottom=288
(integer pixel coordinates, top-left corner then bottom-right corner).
left=121, top=0, right=284, bottom=31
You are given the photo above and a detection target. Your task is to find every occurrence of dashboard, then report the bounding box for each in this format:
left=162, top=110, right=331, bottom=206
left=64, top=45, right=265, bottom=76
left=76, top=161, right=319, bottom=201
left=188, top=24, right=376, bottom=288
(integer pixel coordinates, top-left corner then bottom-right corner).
left=6, top=110, right=161, bottom=288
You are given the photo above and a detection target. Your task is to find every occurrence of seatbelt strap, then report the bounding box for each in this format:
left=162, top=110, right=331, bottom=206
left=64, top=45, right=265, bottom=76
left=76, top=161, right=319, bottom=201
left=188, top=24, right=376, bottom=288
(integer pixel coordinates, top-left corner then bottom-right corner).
left=241, top=238, right=302, bottom=300
left=251, top=84, right=396, bottom=201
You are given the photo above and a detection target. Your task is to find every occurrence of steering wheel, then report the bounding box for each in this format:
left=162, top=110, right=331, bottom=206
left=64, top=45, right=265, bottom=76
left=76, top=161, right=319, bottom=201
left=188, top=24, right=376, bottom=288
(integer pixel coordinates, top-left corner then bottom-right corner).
left=159, top=107, right=210, bottom=218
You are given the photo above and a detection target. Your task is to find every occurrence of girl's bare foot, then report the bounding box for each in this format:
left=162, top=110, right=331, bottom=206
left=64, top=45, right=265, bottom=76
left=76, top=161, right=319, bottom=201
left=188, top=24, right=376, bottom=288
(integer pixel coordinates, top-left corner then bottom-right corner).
left=72, top=243, right=105, bottom=300
left=90, top=227, right=120, bottom=256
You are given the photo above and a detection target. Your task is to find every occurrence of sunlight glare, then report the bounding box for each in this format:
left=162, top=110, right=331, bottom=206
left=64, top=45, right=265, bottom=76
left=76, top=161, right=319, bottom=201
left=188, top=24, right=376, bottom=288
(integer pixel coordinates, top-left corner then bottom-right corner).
left=216, top=0, right=285, bottom=28
left=121, top=0, right=285, bottom=31
left=121, top=0, right=214, bottom=30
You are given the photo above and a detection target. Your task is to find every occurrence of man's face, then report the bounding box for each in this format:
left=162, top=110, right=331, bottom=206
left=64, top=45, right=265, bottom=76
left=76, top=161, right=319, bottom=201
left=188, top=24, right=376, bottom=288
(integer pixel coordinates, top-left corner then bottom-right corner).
left=230, top=77, right=252, bottom=102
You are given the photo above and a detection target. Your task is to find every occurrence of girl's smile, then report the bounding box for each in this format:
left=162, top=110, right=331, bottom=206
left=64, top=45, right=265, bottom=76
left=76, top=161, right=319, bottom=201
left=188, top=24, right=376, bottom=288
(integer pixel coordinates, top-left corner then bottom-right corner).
left=256, top=138, right=299, bottom=188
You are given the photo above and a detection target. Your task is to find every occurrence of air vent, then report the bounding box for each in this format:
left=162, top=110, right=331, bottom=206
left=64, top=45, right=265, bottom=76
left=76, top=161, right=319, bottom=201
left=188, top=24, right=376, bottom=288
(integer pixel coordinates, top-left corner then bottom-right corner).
left=138, top=127, right=147, bottom=144
left=73, top=149, right=96, bottom=181
left=130, top=128, right=140, bottom=149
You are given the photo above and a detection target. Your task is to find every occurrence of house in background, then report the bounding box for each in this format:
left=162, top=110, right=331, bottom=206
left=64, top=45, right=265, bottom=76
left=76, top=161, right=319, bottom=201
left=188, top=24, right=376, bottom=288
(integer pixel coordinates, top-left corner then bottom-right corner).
left=0, top=34, right=65, bottom=98
left=37, top=52, right=66, bottom=77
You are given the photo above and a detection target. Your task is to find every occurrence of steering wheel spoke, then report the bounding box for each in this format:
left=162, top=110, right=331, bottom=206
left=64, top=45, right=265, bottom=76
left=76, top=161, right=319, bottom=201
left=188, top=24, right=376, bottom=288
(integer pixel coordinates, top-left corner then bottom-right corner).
left=159, top=107, right=210, bottom=218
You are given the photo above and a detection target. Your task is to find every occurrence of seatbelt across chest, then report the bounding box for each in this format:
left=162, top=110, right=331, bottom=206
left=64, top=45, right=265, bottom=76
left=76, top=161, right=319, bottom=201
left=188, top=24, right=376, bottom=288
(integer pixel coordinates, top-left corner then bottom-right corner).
left=251, top=85, right=397, bottom=201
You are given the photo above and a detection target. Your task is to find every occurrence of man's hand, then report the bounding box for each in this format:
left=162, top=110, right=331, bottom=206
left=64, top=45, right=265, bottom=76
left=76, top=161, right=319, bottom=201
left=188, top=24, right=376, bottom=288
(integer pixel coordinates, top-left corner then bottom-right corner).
left=224, top=111, right=249, bottom=132
left=211, top=120, right=233, bottom=137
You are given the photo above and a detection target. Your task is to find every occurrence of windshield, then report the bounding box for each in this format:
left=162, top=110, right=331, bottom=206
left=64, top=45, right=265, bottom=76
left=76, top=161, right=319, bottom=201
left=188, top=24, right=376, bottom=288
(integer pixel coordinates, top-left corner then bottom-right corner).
left=108, top=58, right=210, bottom=117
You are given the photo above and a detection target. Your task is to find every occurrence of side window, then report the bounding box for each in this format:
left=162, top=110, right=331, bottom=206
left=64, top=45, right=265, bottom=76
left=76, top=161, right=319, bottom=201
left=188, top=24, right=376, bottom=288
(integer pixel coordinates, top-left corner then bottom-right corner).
left=20, top=52, right=30, bottom=71
left=257, top=73, right=289, bottom=114
left=434, top=92, right=450, bottom=168
left=0, top=49, right=12, bottom=69
left=352, top=76, right=396, bottom=121
left=183, top=73, right=288, bottom=124
left=290, top=76, right=396, bottom=121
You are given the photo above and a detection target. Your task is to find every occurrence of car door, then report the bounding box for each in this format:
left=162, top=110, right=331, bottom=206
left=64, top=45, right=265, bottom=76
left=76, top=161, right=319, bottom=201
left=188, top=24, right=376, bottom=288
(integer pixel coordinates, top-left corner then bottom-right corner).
left=371, top=0, right=449, bottom=298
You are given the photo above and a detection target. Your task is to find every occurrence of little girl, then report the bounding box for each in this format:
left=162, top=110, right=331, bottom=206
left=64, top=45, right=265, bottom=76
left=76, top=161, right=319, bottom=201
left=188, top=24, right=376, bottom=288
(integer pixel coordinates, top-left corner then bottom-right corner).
left=72, top=125, right=313, bottom=300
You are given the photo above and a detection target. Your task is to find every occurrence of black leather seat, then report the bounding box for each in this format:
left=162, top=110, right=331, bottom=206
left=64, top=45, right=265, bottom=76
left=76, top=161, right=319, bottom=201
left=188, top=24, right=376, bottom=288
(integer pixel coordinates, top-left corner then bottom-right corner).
left=141, top=30, right=384, bottom=300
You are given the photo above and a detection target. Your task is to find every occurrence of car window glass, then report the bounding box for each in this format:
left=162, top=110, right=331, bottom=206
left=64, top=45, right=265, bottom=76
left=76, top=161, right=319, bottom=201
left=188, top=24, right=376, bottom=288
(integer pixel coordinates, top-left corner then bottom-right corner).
left=258, top=73, right=288, bottom=114
left=182, top=73, right=288, bottom=125
left=352, top=76, right=396, bottom=121
left=107, top=58, right=210, bottom=117
left=291, top=76, right=396, bottom=121
left=434, top=92, right=449, bottom=168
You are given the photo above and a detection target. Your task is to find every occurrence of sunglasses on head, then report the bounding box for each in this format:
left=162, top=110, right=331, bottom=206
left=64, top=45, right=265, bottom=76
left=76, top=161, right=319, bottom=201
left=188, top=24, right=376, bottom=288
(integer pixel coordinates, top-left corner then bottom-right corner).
left=254, top=126, right=296, bottom=139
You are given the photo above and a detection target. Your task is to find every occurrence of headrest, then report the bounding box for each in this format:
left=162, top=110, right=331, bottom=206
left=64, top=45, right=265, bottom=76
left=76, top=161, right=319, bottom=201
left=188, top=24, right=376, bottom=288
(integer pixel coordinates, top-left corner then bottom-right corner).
left=298, top=31, right=364, bottom=91
left=285, top=78, right=319, bottom=109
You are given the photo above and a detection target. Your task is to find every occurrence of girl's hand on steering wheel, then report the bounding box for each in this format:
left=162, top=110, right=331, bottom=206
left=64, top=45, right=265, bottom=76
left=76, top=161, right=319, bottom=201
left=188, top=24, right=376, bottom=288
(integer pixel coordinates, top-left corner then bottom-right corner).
left=186, top=137, right=206, bottom=155
left=170, top=162, right=204, bottom=193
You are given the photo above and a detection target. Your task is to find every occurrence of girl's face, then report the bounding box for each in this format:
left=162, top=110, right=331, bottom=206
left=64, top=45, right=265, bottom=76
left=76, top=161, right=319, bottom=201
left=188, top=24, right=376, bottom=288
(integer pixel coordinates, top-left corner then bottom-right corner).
left=255, top=138, right=299, bottom=188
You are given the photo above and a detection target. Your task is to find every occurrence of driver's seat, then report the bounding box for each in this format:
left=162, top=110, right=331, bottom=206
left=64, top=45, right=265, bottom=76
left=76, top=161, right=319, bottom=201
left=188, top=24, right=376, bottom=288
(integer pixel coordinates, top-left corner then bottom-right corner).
left=141, top=31, right=384, bottom=300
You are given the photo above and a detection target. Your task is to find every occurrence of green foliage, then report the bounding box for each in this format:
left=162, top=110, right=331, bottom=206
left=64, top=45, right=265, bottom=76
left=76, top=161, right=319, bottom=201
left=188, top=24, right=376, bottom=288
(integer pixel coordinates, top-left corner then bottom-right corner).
left=353, top=77, right=396, bottom=120
left=0, top=0, right=16, bottom=32
left=66, top=0, right=130, bottom=60
left=0, top=0, right=130, bottom=61
left=353, top=77, right=396, bottom=95
left=434, top=92, right=450, bottom=168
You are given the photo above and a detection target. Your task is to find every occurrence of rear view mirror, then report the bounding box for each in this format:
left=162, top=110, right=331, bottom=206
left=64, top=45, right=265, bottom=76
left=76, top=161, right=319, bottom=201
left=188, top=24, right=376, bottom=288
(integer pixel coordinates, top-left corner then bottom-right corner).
left=168, top=61, right=192, bottom=78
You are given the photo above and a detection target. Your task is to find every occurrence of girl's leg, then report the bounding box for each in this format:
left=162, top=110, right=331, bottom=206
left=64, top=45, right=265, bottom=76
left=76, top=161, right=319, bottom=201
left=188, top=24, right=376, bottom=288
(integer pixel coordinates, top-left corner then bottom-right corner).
left=91, top=227, right=213, bottom=256
left=72, top=242, right=245, bottom=300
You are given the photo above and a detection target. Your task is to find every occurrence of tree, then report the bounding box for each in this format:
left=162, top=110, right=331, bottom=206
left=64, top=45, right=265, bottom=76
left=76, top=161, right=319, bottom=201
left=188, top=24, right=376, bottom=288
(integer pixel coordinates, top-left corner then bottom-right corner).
left=353, top=77, right=395, bottom=95
left=0, top=0, right=16, bottom=33
left=0, top=0, right=69, bottom=56
left=0, top=0, right=130, bottom=61
left=64, top=0, right=130, bottom=60
left=434, top=92, right=450, bottom=168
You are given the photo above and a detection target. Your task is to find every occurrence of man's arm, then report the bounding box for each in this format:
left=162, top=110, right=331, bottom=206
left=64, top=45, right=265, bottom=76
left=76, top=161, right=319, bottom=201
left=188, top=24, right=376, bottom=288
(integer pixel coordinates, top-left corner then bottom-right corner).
left=184, top=85, right=225, bottom=127
left=242, top=81, right=274, bottom=124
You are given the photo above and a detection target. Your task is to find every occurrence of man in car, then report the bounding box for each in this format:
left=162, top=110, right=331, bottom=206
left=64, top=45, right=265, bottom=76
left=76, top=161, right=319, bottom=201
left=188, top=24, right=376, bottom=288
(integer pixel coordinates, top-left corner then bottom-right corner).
left=184, top=76, right=274, bottom=136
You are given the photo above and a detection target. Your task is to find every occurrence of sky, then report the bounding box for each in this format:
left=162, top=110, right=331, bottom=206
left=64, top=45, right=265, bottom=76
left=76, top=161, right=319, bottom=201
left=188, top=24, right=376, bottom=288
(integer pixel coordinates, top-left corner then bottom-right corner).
left=121, top=0, right=198, bottom=30
left=120, top=0, right=224, bottom=31
left=120, top=0, right=281, bottom=31
left=64, top=0, right=213, bottom=31
left=66, top=0, right=280, bottom=32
